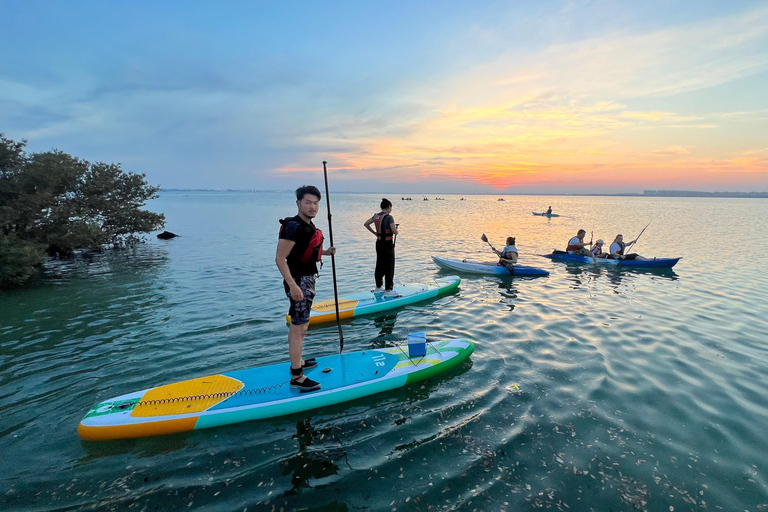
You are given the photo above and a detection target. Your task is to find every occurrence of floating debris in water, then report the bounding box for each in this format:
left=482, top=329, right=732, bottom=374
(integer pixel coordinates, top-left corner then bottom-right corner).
left=507, top=384, right=522, bottom=395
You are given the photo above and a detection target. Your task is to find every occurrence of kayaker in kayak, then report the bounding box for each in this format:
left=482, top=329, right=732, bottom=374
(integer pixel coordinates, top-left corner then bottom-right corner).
left=590, top=239, right=607, bottom=261
left=566, top=229, right=592, bottom=256
left=491, top=236, right=518, bottom=272
left=608, top=234, right=650, bottom=261
left=546, top=206, right=553, bottom=215
left=364, top=198, right=400, bottom=297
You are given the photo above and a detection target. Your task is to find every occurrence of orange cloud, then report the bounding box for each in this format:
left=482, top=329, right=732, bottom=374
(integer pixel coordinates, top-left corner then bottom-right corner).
left=275, top=84, right=768, bottom=190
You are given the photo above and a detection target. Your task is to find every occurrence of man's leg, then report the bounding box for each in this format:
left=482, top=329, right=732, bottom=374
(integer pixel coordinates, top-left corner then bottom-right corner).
left=288, top=322, right=310, bottom=373
left=285, top=275, right=319, bottom=390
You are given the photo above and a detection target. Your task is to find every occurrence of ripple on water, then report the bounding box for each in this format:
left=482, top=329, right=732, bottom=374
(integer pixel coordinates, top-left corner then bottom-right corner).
left=3, top=194, right=768, bottom=510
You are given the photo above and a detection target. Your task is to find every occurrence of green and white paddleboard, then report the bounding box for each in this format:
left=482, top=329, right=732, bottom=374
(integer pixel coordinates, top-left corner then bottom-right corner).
left=291, top=275, right=461, bottom=325
left=78, top=338, right=474, bottom=441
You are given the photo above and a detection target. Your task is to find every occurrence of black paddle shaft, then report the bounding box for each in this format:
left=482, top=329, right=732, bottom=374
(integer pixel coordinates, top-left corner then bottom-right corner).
left=322, top=161, right=344, bottom=353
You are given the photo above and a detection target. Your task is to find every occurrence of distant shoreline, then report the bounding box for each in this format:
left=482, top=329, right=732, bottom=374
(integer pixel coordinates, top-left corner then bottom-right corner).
left=161, top=189, right=768, bottom=198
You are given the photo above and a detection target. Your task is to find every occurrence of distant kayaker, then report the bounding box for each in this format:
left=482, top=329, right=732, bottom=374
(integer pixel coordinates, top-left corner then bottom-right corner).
left=566, top=229, right=592, bottom=256
left=276, top=185, right=337, bottom=393
left=546, top=206, right=553, bottom=214
left=492, top=236, right=519, bottom=272
left=364, top=198, right=400, bottom=298
left=608, top=234, right=650, bottom=261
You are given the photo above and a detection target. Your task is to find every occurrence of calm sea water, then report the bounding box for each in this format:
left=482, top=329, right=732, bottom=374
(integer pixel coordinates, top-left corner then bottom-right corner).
left=2, top=191, right=768, bottom=511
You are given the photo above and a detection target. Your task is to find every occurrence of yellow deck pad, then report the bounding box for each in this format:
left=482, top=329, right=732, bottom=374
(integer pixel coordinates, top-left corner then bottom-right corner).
left=312, top=298, right=359, bottom=313
left=132, top=374, right=243, bottom=417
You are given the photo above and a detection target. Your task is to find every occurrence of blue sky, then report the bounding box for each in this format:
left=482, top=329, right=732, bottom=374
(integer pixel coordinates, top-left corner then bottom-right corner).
left=2, top=0, right=767, bottom=193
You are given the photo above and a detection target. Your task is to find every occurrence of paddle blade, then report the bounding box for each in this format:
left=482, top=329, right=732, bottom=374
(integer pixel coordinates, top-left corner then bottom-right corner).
left=481, top=233, right=488, bottom=243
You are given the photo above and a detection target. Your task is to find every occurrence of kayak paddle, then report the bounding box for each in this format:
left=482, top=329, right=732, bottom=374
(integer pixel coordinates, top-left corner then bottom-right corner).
left=481, top=233, right=498, bottom=253
left=618, top=220, right=651, bottom=267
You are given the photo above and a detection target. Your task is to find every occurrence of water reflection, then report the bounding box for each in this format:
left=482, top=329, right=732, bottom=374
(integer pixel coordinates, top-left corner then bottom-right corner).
left=496, top=281, right=519, bottom=311
left=560, top=264, right=679, bottom=291
left=561, top=264, right=603, bottom=289
left=42, top=244, right=169, bottom=281
left=370, top=312, right=400, bottom=347
left=280, top=419, right=347, bottom=497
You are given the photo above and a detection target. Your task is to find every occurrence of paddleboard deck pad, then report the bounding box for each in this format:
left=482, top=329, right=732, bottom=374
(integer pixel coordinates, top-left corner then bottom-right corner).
left=432, top=256, right=549, bottom=277
left=78, top=338, right=474, bottom=441
left=292, top=275, right=461, bottom=325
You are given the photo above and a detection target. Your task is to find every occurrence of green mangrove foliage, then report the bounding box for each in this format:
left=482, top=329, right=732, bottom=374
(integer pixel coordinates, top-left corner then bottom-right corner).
left=0, top=134, right=165, bottom=288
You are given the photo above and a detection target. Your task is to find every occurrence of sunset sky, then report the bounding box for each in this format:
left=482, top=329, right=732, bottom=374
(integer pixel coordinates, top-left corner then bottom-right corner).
left=2, top=1, right=767, bottom=193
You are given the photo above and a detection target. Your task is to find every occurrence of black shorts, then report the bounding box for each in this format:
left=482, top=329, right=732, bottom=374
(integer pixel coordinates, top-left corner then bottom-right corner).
left=285, top=275, right=316, bottom=325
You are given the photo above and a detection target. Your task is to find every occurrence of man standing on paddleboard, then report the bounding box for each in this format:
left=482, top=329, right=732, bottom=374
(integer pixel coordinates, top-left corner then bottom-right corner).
left=276, top=185, right=336, bottom=392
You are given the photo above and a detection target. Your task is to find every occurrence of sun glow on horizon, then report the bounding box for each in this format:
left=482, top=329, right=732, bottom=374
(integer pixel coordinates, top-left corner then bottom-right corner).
left=270, top=5, right=768, bottom=192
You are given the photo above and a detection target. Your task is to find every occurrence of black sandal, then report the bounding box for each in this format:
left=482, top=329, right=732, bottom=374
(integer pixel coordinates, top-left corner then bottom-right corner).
left=287, top=358, right=317, bottom=374
left=289, top=368, right=321, bottom=393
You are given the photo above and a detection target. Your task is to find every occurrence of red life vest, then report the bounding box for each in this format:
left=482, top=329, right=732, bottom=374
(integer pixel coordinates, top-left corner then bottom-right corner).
left=279, top=216, right=324, bottom=267
left=303, top=228, right=324, bottom=263
left=373, top=212, right=393, bottom=241
left=566, top=237, right=583, bottom=252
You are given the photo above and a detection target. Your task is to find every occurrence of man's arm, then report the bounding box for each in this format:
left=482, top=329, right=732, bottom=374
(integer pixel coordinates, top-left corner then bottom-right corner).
left=276, top=239, right=302, bottom=301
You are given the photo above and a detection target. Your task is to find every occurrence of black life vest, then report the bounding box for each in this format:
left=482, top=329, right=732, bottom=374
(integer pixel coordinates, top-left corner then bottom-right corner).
left=373, top=212, right=393, bottom=241
left=279, top=216, right=323, bottom=275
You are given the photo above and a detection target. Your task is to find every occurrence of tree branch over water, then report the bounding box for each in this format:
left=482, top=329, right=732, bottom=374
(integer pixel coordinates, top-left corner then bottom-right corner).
left=1, top=134, right=165, bottom=288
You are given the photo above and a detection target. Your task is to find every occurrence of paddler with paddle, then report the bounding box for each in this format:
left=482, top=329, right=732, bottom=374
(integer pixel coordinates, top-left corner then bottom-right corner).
left=566, top=229, right=592, bottom=256
left=276, top=185, right=337, bottom=393
left=481, top=234, right=518, bottom=273
left=608, top=233, right=652, bottom=261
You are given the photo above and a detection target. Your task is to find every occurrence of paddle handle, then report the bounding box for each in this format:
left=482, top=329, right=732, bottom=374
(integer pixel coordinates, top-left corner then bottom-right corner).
left=626, top=220, right=652, bottom=252
left=322, top=161, right=344, bottom=353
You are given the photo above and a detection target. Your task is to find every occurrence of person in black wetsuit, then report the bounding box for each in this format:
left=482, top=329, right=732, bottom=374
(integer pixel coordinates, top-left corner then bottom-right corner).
left=363, top=198, right=400, bottom=298
left=276, top=185, right=336, bottom=393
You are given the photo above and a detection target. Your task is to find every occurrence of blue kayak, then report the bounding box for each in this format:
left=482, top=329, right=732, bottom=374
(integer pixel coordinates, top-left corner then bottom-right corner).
left=432, top=256, right=549, bottom=276
left=532, top=211, right=560, bottom=217
left=542, top=252, right=681, bottom=269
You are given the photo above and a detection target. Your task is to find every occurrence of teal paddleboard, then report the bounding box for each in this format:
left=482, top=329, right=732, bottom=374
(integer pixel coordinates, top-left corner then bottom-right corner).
left=293, top=275, right=461, bottom=324
left=78, top=338, right=474, bottom=441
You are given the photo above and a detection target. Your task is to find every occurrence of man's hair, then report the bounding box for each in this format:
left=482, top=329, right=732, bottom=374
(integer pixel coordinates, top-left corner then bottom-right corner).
left=577, top=229, right=586, bottom=235
left=506, top=236, right=516, bottom=246
left=380, top=198, right=392, bottom=210
left=296, top=185, right=321, bottom=201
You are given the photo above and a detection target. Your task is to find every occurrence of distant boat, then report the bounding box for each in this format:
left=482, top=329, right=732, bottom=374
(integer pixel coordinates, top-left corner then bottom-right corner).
left=497, top=198, right=505, bottom=201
